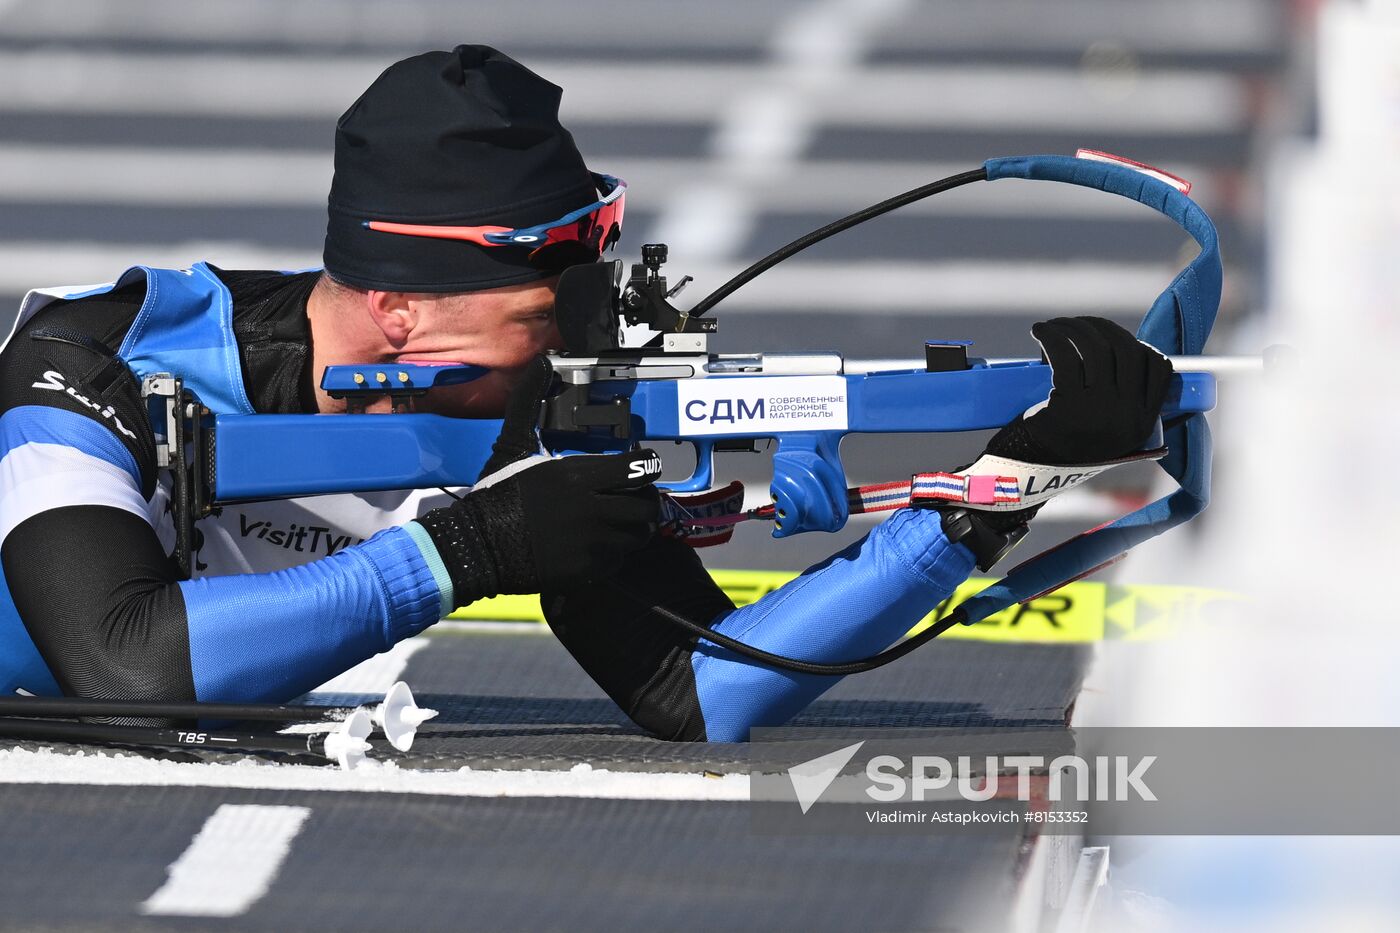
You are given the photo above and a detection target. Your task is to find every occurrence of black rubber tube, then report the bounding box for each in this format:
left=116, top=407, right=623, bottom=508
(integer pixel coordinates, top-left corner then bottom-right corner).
left=686, top=167, right=988, bottom=318
left=608, top=579, right=966, bottom=676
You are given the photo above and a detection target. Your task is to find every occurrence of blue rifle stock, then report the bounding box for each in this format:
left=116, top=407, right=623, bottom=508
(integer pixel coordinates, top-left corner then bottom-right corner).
left=173, top=152, right=1223, bottom=628
left=207, top=359, right=1215, bottom=534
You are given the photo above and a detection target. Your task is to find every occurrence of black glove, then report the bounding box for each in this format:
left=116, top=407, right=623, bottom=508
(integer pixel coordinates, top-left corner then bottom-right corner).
left=986, top=316, right=1173, bottom=465
left=948, top=317, right=1173, bottom=561
left=415, top=356, right=662, bottom=606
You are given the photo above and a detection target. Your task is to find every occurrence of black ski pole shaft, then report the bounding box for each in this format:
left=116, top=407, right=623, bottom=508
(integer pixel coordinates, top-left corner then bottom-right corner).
left=0, top=682, right=432, bottom=755
left=0, top=716, right=337, bottom=761
left=0, top=695, right=351, bottom=723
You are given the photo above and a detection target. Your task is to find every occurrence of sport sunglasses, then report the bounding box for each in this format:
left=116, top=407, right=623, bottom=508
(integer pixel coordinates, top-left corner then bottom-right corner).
left=361, top=172, right=626, bottom=261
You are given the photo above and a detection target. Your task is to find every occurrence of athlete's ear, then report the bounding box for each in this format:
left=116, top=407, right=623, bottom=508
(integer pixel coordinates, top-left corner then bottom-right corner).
left=365, top=290, right=419, bottom=348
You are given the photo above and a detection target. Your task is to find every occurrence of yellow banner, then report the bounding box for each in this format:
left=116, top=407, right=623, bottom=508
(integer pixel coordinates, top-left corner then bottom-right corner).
left=449, top=570, right=1241, bottom=644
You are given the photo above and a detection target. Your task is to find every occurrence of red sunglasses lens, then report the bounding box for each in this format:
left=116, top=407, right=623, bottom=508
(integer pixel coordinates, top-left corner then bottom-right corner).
left=539, top=190, right=625, bottom=257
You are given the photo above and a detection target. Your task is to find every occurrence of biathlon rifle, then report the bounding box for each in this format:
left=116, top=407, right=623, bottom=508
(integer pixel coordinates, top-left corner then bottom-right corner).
left=164, top=151, right=1228, bottom=635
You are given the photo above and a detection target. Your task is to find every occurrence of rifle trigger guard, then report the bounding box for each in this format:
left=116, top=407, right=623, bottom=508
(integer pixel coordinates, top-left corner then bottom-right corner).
left=658, top=439, right=715, bottom=494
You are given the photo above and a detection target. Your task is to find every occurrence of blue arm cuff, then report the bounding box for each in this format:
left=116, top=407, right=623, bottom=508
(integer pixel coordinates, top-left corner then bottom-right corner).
left=180, top=525, right=445, bottom=703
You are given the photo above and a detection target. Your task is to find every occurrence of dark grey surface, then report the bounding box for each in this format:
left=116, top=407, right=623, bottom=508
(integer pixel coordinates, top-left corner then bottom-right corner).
left=389, top=632, right=1088, bottom=772
left=0, top=783, right=1023, bottom=933
left=0, top=631, right=1079, bottom=932
left=3, top=632, right=1089, bottom=773
left=0, top=633, right=1081, bottom=931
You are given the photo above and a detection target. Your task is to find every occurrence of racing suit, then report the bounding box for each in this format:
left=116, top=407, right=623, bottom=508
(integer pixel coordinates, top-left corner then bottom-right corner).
left=0, top=264, right=975, bottom=741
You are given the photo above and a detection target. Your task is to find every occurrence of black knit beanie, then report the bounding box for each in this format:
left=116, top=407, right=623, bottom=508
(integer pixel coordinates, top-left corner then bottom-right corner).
left=323, top=45, right=599, bottom=292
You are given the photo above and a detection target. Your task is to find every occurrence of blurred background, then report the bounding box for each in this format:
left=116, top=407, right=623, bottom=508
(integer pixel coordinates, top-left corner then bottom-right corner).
left=5, top=2, right=1399, bottom=930
left=0, top=0, right=1302, bottom=571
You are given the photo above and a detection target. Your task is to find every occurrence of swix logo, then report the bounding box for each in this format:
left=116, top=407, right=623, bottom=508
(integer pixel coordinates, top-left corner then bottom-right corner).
left=31, top=369, right=136, bottom=439
left=628, top=454, right=663, bottom=479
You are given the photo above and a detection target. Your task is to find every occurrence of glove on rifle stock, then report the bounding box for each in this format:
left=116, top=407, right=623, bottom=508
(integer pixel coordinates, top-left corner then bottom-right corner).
left=990, top=316, right=1173, bottom=465
left=974, top=316, right=1174, bottom=532
left=415, top=355, right=662, bottom=607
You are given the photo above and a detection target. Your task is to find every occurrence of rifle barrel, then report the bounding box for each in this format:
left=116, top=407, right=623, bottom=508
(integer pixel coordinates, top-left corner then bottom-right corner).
left=845, top=355, right=1268, bottom=376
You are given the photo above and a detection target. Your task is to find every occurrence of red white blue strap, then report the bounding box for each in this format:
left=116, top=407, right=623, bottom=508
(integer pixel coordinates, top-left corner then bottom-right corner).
left=911, top=472, right=1021, bottom=506
left=848, top=480, right=915, bottom=514
left=847, top=472, right=1021, bottom=515
left=661, top=446, right=1167, bottom=547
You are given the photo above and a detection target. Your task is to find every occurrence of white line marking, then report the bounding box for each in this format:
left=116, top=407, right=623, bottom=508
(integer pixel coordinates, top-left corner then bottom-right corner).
left=435, top=620, right=551, bottom=635
left=275, top=638, right=432, bottom=736
left=0, top=144, right=329, bottom=204
left=876, top=0, right=1279, bottom=55
left=0, top=0, right=1278, bottom=54
left=617, top=158, right=1217, bottom=217
left=0, top=52, right=1247, bottom=130
left=0, top=50, right=385, bottom=117
left=0, top=242, right=320, bottom=292
left=0, top=0, right=792, bottom=49
left=651, top=0, right=911, bottom=261
left=139, top=804, right=311, bottom=917
left=1054, top=845, right=1112, bottom=933
left=670, top=260, right=1212, bottom=313
left=0, top=244, right=1230, bottom=315
left=0, top=749, right=751, bottom=800
left=303, top=637, right=428, bottom=705
left=0, top=145, right=1218, bottom=216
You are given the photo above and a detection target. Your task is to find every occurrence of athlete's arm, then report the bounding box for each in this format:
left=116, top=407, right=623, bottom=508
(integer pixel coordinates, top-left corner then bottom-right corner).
left=0, top=321, right=447, bottom=703
left=544, top=318, right=1173, bottom=742
left=0, top=333, right=658, bottom=705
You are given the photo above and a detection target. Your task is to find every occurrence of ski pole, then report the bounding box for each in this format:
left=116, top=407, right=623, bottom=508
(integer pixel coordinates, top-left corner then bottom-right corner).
left=0, top=681, right=436, bottom=752
left=0, top=708, right=374, bottom=769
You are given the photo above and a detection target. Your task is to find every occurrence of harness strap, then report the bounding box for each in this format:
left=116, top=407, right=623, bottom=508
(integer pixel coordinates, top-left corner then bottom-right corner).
left=952, top=154, right=1220, bottom=623
left=661, top=446, right=1165, bottom=545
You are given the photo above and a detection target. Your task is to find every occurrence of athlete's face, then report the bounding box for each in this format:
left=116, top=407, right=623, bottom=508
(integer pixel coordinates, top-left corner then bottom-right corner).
left=392, top=277, right=564, bottom=418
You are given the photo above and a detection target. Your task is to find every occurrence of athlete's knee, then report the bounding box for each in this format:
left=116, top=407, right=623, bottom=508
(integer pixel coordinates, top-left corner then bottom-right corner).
left=623, top=671, right=710, bottom=742
left=541, top=537, right=731, bottom=743
left=543, top=586, right=713, bottom=742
